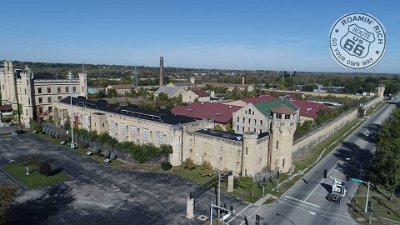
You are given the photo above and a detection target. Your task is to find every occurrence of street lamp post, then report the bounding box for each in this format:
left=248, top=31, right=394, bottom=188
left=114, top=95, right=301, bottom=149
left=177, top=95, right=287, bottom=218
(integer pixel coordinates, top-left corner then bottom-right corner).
left=68, top=72, right=74, bottom=149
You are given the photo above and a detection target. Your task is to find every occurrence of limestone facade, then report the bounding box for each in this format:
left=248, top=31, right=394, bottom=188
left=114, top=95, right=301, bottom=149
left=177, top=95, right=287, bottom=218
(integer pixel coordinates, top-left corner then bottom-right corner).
left=53, top=96, right=296, bottom=176
left=0, top=61, right=87, bottom=127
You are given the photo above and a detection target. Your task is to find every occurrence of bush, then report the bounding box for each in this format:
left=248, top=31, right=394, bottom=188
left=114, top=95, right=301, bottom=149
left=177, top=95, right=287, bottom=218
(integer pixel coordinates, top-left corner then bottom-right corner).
left=237, top=176, right=255, bottom=196
left=161, top=162, right=172, bottom=171
left=38, top=162, right=52, bottom=176
left=183, top=158, right=196, bottom=170
left=199, top=161, right=214, bottom=177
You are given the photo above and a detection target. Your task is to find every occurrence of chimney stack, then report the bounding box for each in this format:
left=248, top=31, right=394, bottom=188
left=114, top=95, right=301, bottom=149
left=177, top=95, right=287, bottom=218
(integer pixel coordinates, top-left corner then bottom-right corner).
left=159, top=56, right=164, bottom=87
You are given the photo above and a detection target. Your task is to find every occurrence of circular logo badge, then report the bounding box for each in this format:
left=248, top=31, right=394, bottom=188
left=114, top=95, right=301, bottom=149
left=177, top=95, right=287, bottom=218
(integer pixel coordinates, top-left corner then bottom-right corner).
left=329, top=13, right=386, bottom=69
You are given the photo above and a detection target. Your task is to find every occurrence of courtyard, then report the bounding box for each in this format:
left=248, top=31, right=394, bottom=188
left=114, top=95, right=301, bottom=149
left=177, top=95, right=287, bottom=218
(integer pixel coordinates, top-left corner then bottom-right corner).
left=0, top=132, right=246, bottom=225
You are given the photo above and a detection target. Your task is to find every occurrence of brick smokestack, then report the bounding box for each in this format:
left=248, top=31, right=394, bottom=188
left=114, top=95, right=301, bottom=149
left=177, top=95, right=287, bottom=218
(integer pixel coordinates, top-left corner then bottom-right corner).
left=159, top=56, right=164, bottom=86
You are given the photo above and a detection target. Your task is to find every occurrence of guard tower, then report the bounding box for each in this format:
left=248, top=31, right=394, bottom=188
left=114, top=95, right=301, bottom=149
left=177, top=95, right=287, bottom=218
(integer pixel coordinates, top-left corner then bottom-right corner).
left=268, top=105, right=297, bottom=173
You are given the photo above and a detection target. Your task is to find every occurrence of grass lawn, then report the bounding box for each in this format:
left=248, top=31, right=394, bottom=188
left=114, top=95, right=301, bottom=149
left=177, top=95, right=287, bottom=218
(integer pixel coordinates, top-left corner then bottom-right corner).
left=3, top=160, right=70, bottom=189
left=294, top=118, right=362, bottom=173
left=349, top=183, right=400, bottom=225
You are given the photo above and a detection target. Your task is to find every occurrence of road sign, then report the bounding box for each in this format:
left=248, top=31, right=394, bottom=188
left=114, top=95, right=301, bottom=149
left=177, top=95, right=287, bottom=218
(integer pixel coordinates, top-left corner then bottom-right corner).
left=351, top=178, right=364, bottom=183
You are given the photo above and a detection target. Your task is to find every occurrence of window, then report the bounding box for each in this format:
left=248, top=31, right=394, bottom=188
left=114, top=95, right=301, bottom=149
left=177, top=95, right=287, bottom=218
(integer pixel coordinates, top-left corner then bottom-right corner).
left=38, top=88, right=42, bottom=94
left=38, top=97, right=43, bottom=104
left=285, top=114, right=290, bottom=119
left=260, top=120, right=263, bottom=125
left=276, top=113, right=282, bottom=119
left=58, top=96, right=62, bottom=100
left=73, top=87, right=76, bottom=92
left=57, top=87, right=61, bottom=93
left=245, top=110, right=247, bottom=114
left=245, top=147, right=248, bottom=155
left=65, top=87, right=69, bottom=92
left=276, top=141, right=279, bottom=150
left=156, top=131, right=164, bottom=144
left=237, top=117, right=239, bottom=122
left=237, top=125, right=239, bottom=131
left=260, top=129, right=262, bottom=133
left=247, top=127, right=250, bottom=132
left=248, top=118, right=250, bottom=124
left=48, top=107, right=52, bottom=112
left=242, top=127, right=244, bottom=132
left=143, top=128, right=149, bottom=142
left=254, top=119, right=257, bottom=125
left=47, top=87, right=51, bottom=93
left=242, top=117, right=245, bottom=123
left=254, top=128, right=256, bottom=132
left=28, top=98, right=30, bottom=105
left=248, top=109, right=251, bottom=114
left=282, top=159, right=285, bottom=168
left=47, top=97, right=52, bottom=103
left=24, top=89, right=26, bottom=94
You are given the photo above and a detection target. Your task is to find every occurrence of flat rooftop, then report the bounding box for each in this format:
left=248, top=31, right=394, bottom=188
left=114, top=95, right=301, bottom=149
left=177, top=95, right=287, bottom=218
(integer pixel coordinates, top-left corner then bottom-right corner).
left=60, top=97, right=196, bottom=125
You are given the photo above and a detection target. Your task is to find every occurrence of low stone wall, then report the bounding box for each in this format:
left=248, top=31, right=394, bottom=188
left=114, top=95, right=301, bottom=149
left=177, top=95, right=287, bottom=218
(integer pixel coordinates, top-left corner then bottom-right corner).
left=292, top=97, right=381, bottom=160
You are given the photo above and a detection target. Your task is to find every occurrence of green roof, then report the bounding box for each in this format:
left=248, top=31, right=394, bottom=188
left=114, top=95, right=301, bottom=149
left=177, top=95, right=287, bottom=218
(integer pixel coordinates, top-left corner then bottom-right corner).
left=253, top=98, right=298, bottom=117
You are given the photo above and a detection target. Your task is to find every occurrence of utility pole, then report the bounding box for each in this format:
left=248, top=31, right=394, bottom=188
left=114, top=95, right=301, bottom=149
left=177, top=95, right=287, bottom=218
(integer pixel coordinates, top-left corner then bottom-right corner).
left=68, top=72, right=74, bottom=149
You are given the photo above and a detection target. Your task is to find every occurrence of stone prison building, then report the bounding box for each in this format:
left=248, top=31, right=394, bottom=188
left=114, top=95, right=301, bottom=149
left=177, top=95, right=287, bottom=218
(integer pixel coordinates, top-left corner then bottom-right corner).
left=53, top=96, right=299, bottom=176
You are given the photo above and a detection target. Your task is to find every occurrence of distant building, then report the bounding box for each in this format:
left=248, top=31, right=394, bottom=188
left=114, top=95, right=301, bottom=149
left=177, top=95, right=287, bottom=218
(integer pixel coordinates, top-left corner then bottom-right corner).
left=288, top=98, right=329, bottom=122
left=182, top=88, right=210, bottom=103
left=0, top=61, right=87, bottom=127
left=203, top=82, right=254, bottom=92
left=154, top=86, right=186, bottom=99
left=105, top=84, right=135, bottom=96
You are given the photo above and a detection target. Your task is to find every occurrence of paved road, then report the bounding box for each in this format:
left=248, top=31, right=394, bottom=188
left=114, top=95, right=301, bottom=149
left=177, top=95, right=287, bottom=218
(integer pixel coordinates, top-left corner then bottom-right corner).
left=240, top=101, right=398, bottom=225
left=0, top=134, right=247, bottom=225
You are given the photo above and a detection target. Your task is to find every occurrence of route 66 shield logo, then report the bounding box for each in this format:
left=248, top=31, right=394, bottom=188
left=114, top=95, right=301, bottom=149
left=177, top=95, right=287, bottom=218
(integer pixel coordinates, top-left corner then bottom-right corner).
left=340, top=24, right=374, bottom=58
left=329, top=13, right=386, bottom=69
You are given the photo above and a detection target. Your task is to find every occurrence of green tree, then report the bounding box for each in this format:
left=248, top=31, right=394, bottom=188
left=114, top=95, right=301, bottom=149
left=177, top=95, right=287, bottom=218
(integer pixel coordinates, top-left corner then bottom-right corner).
left=0, top=184, right=17, bottom=225
left=199, top=161, right=214, bottom=177
left=158, top=93, right=169, bottom=101
left=371, top=109, right=400, bottom=200
left=38, top=161, right=52, bottom=177
left=237, top=176, right=255, bottom=197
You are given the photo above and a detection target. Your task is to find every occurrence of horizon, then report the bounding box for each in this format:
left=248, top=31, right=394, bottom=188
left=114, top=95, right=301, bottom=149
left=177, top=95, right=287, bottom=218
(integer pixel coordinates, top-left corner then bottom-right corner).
left=1, top=1, right=399, bottom=73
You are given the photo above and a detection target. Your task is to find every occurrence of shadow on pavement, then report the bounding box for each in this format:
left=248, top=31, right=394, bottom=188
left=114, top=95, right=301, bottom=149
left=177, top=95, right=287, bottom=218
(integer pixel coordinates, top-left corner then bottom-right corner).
left=10, top=184, right=74, bottom=225
left=333, top=141, right=374, bottom=181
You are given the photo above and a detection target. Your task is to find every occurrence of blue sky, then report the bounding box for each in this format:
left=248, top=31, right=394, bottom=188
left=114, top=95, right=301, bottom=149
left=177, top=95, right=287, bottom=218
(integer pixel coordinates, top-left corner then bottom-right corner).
left=1, top=1, right=399, bottom=73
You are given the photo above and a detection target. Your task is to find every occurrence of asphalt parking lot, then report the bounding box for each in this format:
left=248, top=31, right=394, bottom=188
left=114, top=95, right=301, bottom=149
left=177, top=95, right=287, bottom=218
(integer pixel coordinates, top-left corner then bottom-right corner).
left=0, top=133, right=246, bottom=225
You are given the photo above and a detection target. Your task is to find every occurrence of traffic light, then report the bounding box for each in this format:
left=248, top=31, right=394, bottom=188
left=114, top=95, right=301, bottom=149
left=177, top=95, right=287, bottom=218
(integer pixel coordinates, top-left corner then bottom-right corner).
left=256, top=215, right=261, bottom=225
left=323, top=169, right=327, bottom=179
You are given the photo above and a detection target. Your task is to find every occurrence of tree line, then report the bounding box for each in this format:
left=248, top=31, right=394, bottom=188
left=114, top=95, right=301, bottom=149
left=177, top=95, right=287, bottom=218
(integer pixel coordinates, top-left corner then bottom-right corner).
left=371, top=108, right=400, bottom=200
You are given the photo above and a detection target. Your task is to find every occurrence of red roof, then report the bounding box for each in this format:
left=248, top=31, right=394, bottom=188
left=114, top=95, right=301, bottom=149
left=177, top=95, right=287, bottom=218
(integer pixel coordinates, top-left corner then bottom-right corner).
left=190, top=88, right=209, bottom=97
left=242, top=95, right=276, bottom=104
left=289, top=99, right=328, bottom=119
left=171, top=102, right=241, bottom=124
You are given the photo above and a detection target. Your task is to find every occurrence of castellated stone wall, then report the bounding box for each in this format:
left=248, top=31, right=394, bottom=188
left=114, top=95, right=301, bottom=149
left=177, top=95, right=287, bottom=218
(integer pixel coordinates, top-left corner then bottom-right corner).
left=292, top=97, right=382, bottom=160
left=182, top=131, right=270, bottom=176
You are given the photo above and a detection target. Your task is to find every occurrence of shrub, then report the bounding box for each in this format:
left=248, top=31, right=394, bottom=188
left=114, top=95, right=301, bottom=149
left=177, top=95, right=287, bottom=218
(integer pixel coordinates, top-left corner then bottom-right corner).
left=199, top=161, right=214, bottom=177
left=38, top=162, right=52, bottom=176
left=237, top=176, right=255, bottom=196
left=161, top=162, right=172, bottom=171
left=183, top=158, right=196, bottom=170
